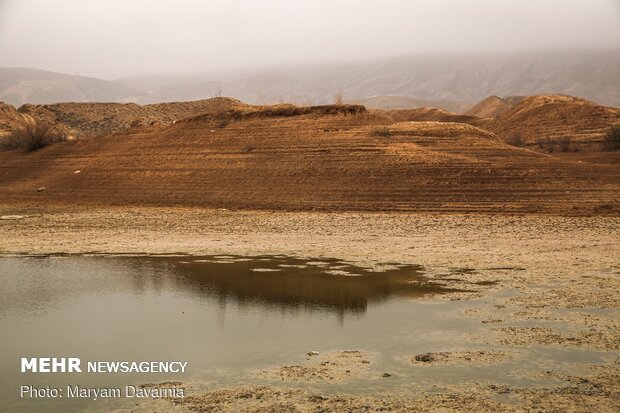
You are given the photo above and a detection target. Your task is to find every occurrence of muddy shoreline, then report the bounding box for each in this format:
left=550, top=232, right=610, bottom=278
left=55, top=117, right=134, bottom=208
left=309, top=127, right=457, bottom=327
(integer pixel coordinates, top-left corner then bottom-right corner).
left=1, top=205, right=618, bottom=412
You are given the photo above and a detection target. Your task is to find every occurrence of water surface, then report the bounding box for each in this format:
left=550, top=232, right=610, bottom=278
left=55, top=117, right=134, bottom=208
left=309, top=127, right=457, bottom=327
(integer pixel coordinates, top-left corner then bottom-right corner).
left=0, top=255, right=612, bottom=412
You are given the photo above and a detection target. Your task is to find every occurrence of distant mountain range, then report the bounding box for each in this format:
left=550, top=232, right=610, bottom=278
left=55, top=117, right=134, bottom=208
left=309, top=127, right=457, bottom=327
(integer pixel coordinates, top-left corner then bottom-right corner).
left=0, top=68, right=141, bottom=106
left=2, top=50, right=619, bottom=109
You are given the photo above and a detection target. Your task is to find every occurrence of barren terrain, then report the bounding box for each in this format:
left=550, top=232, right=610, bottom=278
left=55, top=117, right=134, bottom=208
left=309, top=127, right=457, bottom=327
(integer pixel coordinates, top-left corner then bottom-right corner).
left=465, top=95, right=513, bottom=118
left=0, top=92, right=619, bottom=412
left=1, top=96, right=619, bottom=214
left=0, top=206, right=618, bottom=412
left=489, top=95, right=620, bottom=149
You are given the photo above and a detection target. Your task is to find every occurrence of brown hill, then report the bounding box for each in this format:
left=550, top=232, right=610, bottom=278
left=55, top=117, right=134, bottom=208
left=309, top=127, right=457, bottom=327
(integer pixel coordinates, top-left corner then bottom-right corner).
left=465, top=96, right=513, bottom=118
left=490, top=95, right=620, bottom=150
left=16, top=97, right=250, bottom=138
left=0, top=103, right=617, bottom=214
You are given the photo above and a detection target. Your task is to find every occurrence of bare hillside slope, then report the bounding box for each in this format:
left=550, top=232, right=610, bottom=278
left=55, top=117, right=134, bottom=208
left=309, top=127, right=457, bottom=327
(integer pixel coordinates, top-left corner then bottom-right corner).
left=16, top=98, right=250, bottom=137
left=0, top=104, right=617, bottom=214
left=490, top=95, right=620, bottom=149
left=466, top=96, right=513, bottom=118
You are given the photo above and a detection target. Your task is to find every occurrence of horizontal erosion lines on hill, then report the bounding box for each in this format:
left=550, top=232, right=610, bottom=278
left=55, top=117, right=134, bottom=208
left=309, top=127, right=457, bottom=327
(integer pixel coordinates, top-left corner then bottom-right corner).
left=1, top=97, right=619, bottom=214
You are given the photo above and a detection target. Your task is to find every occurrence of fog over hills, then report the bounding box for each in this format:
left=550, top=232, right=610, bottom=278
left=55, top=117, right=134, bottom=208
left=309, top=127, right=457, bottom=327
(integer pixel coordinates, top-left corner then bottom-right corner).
left=0, top=68, right=142, bottom=106
left=2, top=51, right=619, bottom=109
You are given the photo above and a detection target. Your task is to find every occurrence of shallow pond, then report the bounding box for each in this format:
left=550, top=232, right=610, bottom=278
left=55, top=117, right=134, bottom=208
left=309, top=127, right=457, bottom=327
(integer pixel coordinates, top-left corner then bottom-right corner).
left=0, top=255, right=613, bottom=412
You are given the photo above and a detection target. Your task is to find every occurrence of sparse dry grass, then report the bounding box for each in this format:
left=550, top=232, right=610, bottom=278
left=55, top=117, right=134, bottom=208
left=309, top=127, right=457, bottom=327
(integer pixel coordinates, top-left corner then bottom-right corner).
left=605, top=124, right=620, bottom=151
left=558, top=136, right=572, bottom=152
left=370, top=126, right=391, bottom=138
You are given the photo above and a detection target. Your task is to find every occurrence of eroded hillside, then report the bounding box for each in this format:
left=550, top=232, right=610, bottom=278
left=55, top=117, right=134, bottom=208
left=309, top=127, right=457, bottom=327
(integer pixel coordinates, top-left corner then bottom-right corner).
left=490, top=95, right=620, bottom=149
left=1, top=103, right=617, bottom=214
left=16, top=97, right=251, bottom=137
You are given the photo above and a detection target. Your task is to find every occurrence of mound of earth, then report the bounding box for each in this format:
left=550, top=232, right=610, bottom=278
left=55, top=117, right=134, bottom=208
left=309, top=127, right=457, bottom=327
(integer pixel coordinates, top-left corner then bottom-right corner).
left=0, top=103, right=618, bottom=214
left=465, top=96, right=513, bottom=118
left=187, top=103, right=366, bottom=123
left=16, top=97, right=251, bottom=138
left=490, top=94, right=620, bottom=150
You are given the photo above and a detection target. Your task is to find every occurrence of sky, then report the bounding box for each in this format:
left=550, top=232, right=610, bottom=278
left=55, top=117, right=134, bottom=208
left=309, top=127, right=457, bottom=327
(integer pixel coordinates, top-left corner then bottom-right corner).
left=0, top=0, right=619, bottom=80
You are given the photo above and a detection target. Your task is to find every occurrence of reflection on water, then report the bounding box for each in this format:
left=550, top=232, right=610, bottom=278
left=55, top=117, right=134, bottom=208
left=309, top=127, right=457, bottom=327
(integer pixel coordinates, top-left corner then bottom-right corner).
left=164, top=255, right=455, bottom=315
left=0, top=255, right=610, bottom=413
left=0, top=254, right=460, bottom=413
left=0, top=255, right=455, bottom=318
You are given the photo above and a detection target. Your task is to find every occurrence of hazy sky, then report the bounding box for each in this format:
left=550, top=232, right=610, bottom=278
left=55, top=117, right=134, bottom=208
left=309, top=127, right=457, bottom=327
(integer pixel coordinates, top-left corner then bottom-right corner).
left=0, top=0, right=619, bottom=79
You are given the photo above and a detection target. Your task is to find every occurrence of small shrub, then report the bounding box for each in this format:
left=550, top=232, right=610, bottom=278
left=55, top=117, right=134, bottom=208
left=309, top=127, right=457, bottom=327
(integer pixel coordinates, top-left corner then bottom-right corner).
left=506, top=131, right=524, bottom=147
left=604, top=124, right=620, bottom=151
left=371, top=127, right=391, bottom=138
left=558, top=136, right=571, bottom=152
left=0, top=121, right=64, bottom=152
left=596, top=203, right=614, bottom=211
left=0, top=132, right=23, bottom=151
left=215, top=116, right=230, bottom=128
left=535, top=136, right=554, bottom=152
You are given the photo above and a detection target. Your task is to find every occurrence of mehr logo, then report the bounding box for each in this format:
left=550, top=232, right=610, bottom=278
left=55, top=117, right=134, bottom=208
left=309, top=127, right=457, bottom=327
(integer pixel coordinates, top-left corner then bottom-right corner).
left=21, top=358, right=82, bottom=373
